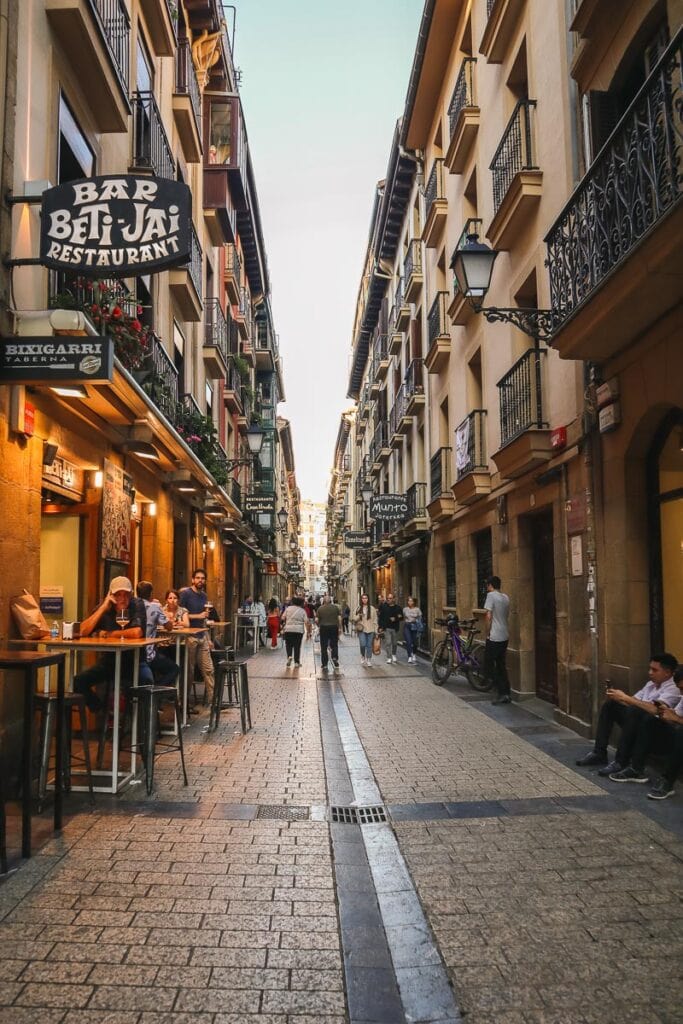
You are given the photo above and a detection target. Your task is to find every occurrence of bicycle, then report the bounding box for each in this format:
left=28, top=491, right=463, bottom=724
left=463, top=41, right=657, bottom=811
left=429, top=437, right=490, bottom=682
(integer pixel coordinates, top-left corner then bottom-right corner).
left=431, top=615, right=492, bottom=691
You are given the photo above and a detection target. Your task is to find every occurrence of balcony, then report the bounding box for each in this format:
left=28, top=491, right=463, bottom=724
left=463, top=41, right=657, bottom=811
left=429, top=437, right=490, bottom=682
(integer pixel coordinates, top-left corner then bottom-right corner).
left=45, top=0, right=130, bottom=132
left=487, top=100, right=542, bottom=250
left=422, top=159, right=447, bottom=248
left=389, top=289, right=404, bottom=355
left=404, top=239, right=423, bottom=302
left=140, top=331, right=179, bottom=423
left=169, top=222, right=203, bottom=321
left=255, top=318, right=277, bottom=369
left=236, top=384, right=252, bottom=434
left=405, top=359, right=425, bottom=415
left=371, top=518, right=393, bottom=551
left=139, top=0, right=176, bottom=56
left=492, top=348, right=552, bottom=480
left=405, top=482, right=428, bottom=533
left=224, top=245, right=242, bottom=307
left=370, top=423, right=390, bottom=473
left=395, top=277, right=411, bottom=330
left=445, top=58, right=479, bottom=174
left=369, top=356, right=381, bottom=398
left=131, top=90, right=175, bottom=180
left=452, top=410, right=491, bottom=505
left=389, top=384, right=412, bottom=446
left=203, top=298, right=229, bottom=379
left=448, top=220, right=484, bottom=325
left=480, top=0, right=526, bottom=64
left=227, top=477, right=242, bottom=511
left=223, top=359, right=244, bottom=415
left=545, top=30, right=683, bottom=362
left=235, top=290, right=251, bottom=340
left=203, top=163, right=237, bottom=247
left=207, top=95, right=248, bottom=209
left=340, top=452, right=351, bottom=478
left=428, top=447, right=455, bottom=522
left=424, top=292, right=451, bottom=374
left=172, top=40, right=202, bottom=163
left=373, top=333, right=390, bottom=382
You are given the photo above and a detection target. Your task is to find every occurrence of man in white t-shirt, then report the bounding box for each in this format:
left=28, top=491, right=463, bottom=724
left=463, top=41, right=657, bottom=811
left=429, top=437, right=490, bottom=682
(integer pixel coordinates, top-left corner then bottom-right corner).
left=484, top=575, right=511, bottom=705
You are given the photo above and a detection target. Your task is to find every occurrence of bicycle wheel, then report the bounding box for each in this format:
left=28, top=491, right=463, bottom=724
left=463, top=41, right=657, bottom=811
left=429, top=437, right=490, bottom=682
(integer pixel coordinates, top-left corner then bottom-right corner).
left=431, top=639, right=453, bottom=685
left=461, top=658, right=493, bottom=692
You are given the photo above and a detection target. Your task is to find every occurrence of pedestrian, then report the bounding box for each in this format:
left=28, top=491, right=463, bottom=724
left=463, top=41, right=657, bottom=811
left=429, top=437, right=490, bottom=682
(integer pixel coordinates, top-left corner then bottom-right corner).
left=402, top=595, right=423, bottom=664
left=303, top=595, right=314, bottom=640
left=342, top=603, right=351, bottom=635
left=378, top=592, right=403, bottom=663
left=253, top=595, right=267, bottom=647
left=354, top=593, right=378, bottom=667
left=267, top=597, right=281, bottom=648
left=576, top=653, right=680, bottom=776
left=281, top=595, right=307, bottom=667
left=317, top=594, right=342, bottom=671
left=179, top=568, right=215, bottom=705
left=135, top=581, right=180, bottom=688
left=484, top=575, right=511, bottom=705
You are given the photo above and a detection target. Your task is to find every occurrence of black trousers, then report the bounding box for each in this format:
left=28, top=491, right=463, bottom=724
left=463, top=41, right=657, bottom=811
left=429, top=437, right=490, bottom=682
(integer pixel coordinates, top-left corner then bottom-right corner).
left=593, top=700, right=650, bottom=762
left=627, top=715, right=683, bottom=779
left=150, top=652, right=180, bottom=688
left=73, top=656, right=137, bottom=712
left=284, top=632, right=303, bottom=663
left=484, top=639, right=510, bottom=696
left=319, top=626, right=339, bottom=667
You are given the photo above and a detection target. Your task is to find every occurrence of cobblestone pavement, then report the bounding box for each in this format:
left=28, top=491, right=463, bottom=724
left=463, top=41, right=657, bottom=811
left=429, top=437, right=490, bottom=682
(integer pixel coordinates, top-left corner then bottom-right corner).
left=0, top=637, right=681, bottom=1023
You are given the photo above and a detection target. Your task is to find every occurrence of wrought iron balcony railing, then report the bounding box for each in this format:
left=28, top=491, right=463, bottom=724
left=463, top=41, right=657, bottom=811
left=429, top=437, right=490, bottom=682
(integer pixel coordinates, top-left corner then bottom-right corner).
left=497, top=349, right=547, bottom=446
left=405, top=358, right=424, bottom=400
left=373, top=331, right=388, bottom=364
left=225, top=358, right=242, bottom=396
left=430, top=446, right=452, bottom=500
left=131, top=90, right=175, bottom=180
left=448, top=58, right=476, bottom=137
left=404, top=237, right=422, bottom=282
left=240, top=384, right=252, bottom=424
left=546, top=29, right=682, bottom=327
left=227, top=476, right=241, bottom=510
left=389, top=384, right=407, bottom=437
left=180, top=391, right=202, bottom=420
left=455, top=409, right=488, bottom=479
left=175, top=38, right=201, bottom=127
left=225, top=244, right=242, bottom=280
left=340, top=452, right=351, bottom=474
left=145, top=332, right=179, bottom=422
left=188, top=222, right=202, bottom=300
left=490, top=99, right=537, bottom=213
left=370, top=422, right=389, bottom=463
left=425, top=158, right=445, bottom=215
left=91, top=0, right=130, bottom=90
left=427, top=291, right=449, bottom=347
left=406, top=482, right=427, bottom=520
left=204, top=298, right=228, bottom=364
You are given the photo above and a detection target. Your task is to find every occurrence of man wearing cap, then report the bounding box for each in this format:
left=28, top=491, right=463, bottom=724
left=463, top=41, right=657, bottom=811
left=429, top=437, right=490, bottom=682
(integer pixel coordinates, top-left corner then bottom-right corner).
left=73, top=576, right=146, bottom=712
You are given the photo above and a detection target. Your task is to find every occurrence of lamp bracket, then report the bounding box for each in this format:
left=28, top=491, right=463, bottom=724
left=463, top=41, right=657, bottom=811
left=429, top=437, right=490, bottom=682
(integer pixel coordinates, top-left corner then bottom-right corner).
left=473, top=304, right=558, bottom=343
left=224, top=457, right=253, bottom=472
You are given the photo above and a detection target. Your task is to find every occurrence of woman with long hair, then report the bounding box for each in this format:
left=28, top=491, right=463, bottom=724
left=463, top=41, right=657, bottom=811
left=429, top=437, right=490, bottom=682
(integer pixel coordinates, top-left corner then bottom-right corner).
left=402, top=595, right=423, bottom=663
left=354, top=593, right=378, bottom=667
left=162, top=589, right=190, bottom=628
left=280, top=595, right=307, bottom=667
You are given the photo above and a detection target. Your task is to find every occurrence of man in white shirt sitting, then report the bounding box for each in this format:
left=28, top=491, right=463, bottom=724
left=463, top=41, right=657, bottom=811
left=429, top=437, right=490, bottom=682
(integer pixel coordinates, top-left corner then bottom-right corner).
left=576, top=653, right=680, bottom=780
left=646, top=665, right=683, bottom=799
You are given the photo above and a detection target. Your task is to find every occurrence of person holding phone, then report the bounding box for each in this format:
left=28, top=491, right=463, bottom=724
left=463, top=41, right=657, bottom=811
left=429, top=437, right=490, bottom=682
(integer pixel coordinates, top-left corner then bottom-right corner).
left=575, top=653, right=680, bottom=779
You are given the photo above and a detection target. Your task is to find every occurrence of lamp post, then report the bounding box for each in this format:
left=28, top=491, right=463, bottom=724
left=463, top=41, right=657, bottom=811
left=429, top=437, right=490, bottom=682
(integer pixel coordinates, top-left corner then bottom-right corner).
left=450, top=233, right=558, bottom=342
left=223, top=423, right=265, bottom=472
left=276, top=506, right=289, bottom=533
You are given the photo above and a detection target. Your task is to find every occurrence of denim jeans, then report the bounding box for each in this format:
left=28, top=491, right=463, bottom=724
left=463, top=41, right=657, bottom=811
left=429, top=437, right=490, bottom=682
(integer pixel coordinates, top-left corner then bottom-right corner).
left=403, top=623, right=419, bottom=657
left=358, top=632, right=374, bottom=660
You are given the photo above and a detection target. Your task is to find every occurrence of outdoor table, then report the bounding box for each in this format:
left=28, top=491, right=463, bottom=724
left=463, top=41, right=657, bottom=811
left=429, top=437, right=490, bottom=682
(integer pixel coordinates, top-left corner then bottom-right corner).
left=0, top=649, right=66, bottom=858
left=234, top=612, right=259, bottom=655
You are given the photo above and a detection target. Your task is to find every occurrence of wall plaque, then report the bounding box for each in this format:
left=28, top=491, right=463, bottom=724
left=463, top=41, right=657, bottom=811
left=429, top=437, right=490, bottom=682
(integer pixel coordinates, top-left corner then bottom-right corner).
left=0, top=336, right=114, bottom=384
left=344, top=530, right=371, bottom=548
left=244, top=493, right=276, bottom=515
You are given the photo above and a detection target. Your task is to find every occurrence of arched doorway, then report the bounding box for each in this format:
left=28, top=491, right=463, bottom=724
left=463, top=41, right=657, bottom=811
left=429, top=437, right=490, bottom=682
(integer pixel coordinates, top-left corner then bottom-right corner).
left=648, top=409, right=683, bottom=655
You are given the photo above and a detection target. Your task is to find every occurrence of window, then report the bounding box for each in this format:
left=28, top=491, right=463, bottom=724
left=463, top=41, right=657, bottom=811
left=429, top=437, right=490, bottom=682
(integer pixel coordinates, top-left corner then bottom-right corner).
left=445, top=544, right=457, bottom=607
left=137, top=34, right=154, bottom=93
left=475, top=528, right=493, bottom=609
left=208, top=99, right=233, bottom=164
left=58, top=94, right=94, bottom=185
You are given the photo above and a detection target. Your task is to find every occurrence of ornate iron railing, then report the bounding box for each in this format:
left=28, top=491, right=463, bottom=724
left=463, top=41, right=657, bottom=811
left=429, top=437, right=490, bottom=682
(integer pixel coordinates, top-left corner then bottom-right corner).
left=373, top=331, right=388, bottom=366
left=455, top=409, right=488, bottom=479
left=227, top=317, right=240, bottom=356
left=204, top=298, right=228, bottom=365
left=175, top=39, right=201, bottom=129
left=430, top=447, right=452, bottom=500
left=390, top=278, right=405, bottom=329
left=404, top=237, right=422, bottom=283
left=545, top=29, right=682, bottom=326
left=370, top=422, right=389, bottom=463
left=225, top=244, right=241, bottom=281
left=425, top=158, right=445, bottom=216
left=389, top=383, right=407, bottom=437
left=448, top=58, right=477, bottom=137
left=405, top=358, right=424, bottom=400
left=490, top=99, right=537, bottom=213
left=406, top=482, right=427, bottom=521
left=227, top=476, right=241, bottom=510
left=145, top=332, right=179, bottom=422
left=340, top=452, right=351, bottom=474
left=180, top=391, right=202, bottom=420
left=240, top=383, right=252, bottom=424
left=497, top=350, right=547, bottom=446
left=427, top=291, right=449, bottom=347
left=131, top=90, right=175, bottom=179
left=91, top=0, right=130, bottom=91
left=225, top=358, right=242, bottom=397
left=188, top=223, right=202, bottom=300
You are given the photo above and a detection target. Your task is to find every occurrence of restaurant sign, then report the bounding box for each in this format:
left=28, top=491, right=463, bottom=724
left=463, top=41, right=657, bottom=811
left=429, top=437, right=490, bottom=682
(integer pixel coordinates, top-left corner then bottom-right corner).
left=244, top=493, right=276, bottom=515
left=344, top=530, right=371, bottom=548
left=0, top=336, right=114, bottom=384
left=369, top=493, right=408, bottom=522
left=40, top=175, right=191, bottom=276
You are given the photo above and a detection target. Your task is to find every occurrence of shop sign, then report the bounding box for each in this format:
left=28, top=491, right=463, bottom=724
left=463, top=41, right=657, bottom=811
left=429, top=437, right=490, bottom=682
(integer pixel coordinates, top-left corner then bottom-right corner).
left=43, top=456, right=82, bottom=496
left=22, top=401, right=35, bottom=437
left=0, top=336, right=114, bottom=384
left=244, top=493, right=276, bottom=515
left=284, top=561, right=299, bottom=573
left=565, top=495, right=587, bottom=535
left=344, top=530, right=371, bottom=548
left=40, top=586, right=64, bottom=617
left=369, top=493, right=408, bottom=522
left=40, top=175, right=191, bottom=276
left=263, top=561, right=278, bottom=575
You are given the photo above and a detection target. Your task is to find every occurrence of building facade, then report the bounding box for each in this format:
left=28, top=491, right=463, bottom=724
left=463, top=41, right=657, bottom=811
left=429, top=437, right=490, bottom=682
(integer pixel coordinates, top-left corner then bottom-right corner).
left=0, top=0, right=297, bottom=769
left=299, top=500, right=328, bottom=596
left=332, top=0, right=682, bottom=735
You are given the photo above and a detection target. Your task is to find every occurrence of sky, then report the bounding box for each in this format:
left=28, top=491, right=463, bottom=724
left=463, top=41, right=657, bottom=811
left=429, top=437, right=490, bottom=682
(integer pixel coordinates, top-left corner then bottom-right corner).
left=233, top=0, right=424, bottom=503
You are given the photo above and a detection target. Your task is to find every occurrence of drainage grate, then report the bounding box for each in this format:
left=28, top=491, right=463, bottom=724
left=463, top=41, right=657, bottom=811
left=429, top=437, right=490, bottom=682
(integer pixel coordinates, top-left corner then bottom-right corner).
left=256, top=805, right=309, bottom=821
left=331, top=805, right=387, bottom=825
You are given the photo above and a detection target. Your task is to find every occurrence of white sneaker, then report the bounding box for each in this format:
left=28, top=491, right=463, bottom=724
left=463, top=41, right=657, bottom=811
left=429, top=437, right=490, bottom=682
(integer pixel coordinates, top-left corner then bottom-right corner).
left=392, top=656, right=398, bottom=663
left=361, top=657, right=366, bottom=666
left=386, top=658, right=392, bottom=664
left=286, top=656, right=292, bottom=666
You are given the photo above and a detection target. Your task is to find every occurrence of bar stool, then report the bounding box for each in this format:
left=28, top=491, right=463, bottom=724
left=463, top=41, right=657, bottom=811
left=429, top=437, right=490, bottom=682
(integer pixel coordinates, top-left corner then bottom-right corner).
left=129, top=685, right=188, bottom=795
left=35, top=693, right=95, bottom=810
left=96, top=678, right=132, bottom=770
left=208, top=653, right=243, bottom=731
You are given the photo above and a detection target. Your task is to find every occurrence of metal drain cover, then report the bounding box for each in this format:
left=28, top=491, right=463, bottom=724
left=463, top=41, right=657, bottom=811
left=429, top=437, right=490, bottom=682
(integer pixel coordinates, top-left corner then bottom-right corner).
left=256, top=805, right=309, bottom=821
left=331, top=805, right=387, bottom=825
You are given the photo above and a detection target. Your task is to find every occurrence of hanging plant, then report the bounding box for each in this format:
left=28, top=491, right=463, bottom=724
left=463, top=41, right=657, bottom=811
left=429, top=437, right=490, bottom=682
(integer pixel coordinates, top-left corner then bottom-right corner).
left=51, top=279, right=153, bottom=372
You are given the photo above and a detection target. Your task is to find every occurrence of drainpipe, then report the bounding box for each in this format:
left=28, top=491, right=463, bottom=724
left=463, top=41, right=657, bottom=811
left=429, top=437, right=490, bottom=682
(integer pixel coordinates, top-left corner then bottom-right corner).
left=583, top=361, right=602, bottom=730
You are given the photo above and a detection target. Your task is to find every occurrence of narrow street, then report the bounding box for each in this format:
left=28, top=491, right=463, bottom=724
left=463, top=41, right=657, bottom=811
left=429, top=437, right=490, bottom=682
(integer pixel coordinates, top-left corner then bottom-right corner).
left=1, top=638, right=681, bottom=1024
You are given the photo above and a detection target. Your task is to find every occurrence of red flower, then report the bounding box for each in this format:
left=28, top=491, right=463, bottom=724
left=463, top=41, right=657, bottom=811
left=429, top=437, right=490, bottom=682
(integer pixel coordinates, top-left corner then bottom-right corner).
left=111, top=306, right=122, bottom=318
left=130, top=319, right=142, bottom=332
left=137, top=305, right=143, bottom=315
left=91, top=304, right=99, bottom=313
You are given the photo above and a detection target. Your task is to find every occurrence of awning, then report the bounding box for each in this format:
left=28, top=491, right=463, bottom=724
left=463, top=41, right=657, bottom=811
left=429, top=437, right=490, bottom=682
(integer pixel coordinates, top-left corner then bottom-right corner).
left=370, top=553, right=391, bottom=570
left=225, top=534, right=260, bottom=559
left=394, top=535, right=430, bottom=563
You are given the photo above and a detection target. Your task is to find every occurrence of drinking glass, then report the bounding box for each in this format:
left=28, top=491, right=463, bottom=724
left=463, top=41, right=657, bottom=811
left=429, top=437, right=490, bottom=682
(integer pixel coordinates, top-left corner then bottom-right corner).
left=116, top=612, right=128, bottom=639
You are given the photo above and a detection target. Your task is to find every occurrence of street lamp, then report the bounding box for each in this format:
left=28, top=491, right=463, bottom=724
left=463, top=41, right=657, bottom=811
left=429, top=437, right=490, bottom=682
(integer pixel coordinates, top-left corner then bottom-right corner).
left=276, top=506, right=289, bottom=532
left=361, top=480, right=374, bottom=505
left=450, top=233, right=558, bottom=342
left=223, top=422, right=265, bottom=472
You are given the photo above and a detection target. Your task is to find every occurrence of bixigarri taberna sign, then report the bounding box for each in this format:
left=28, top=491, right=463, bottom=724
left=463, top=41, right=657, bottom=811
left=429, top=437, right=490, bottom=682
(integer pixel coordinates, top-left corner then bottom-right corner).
left=0, top=337, right=114, bottom=384
left=40, top=176, right=191, bottom=276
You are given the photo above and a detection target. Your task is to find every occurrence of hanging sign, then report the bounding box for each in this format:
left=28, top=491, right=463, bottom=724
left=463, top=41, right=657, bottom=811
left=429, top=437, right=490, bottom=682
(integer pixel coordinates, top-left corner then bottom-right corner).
left=369, top=494, right=408, bottom=522
left=40, top=176, right=191, bottom=276
left=244, top=493, right=276, bottom=515
left=344, top=530, right=371, bottom=548
left=0, top=336, right=114, bottom=384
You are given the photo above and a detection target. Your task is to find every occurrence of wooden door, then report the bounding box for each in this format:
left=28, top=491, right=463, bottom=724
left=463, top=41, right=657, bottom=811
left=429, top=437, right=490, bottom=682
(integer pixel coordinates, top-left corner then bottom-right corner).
left=532, top=510, right=558, bottom=703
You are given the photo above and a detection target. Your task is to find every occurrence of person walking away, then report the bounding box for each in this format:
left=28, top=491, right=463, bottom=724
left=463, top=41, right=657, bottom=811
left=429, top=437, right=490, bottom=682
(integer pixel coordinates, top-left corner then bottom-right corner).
left=281, top=596, right=307, bottom=667
left=267, top=597, right=281, bottom=648
left=379, top=593, right=403, bottom=663
left=179, top=568, right=215, bottom=705
left=303, top=596, right=314, bottom=641
left=575, top=652, right=680, bottom=776
left=402, top=596, right=423, bottom=663
left=484, top=576, right=511, bottom=704
left=342, top=603, right=351, bottom=635
left=136, top=581, right=179, bottom=688
left=73, top=576, right=145, bottom=712
left=253, top=596, right=267, bottom=647
left=317, top=594, right=342, bottom=671
left=355, top=594, right=378, bottom=667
